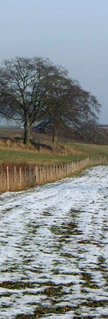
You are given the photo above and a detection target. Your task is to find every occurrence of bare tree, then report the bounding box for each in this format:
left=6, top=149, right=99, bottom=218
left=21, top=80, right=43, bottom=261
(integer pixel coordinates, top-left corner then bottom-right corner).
left=41, top=72, right=101, bottom=142
left=0, top=56, right=101, bottom=144
left=0, top=57, right=58, bottom=144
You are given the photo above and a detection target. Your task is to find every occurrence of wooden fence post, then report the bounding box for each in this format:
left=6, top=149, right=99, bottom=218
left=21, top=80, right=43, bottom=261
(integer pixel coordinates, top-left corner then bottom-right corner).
left=19, top=166, right=22, bottom=188
left=6, top=166, right=9, bottom=191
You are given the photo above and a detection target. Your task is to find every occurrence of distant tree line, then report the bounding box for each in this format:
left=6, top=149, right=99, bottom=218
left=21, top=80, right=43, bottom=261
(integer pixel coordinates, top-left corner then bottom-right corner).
left=60, top=122, right=108, bottom=145
left=0, top=57, right=101, bottom=144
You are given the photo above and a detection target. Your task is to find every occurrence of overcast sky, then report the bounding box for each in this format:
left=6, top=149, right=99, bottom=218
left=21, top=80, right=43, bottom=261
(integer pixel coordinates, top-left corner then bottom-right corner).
left=0, top=0, right=108, bottom=123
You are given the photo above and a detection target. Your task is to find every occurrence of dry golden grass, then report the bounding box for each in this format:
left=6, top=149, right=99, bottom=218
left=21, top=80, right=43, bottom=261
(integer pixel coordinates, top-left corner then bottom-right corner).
left=0, top=128, right=108, bottom=167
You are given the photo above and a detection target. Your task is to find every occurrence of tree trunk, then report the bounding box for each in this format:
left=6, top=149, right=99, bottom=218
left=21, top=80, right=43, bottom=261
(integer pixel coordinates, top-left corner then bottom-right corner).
left=52, top=125, right=58, bottom=143
left=52, top=125, right=55, bottom=143
left=24, top=113, right=30, bottom=145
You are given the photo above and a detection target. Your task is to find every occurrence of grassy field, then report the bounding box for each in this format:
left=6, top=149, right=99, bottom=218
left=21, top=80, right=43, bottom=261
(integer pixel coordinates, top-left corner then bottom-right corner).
left=0, top=127, right=108, bottom=166
left=66, top=142, right=108, bottom=160
left=0, top=148, right=85, bottom=166
left=0, top=142, right=108, bottom=166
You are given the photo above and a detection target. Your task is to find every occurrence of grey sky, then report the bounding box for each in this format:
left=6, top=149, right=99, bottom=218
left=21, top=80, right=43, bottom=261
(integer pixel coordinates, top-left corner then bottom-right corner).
left=0, top=0, right=108, bottom=123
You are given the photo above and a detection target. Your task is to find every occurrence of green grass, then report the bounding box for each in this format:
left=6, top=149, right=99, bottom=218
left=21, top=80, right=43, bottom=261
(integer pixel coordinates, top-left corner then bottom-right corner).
left=65, top=142, right=108, bottom=160
left=0, top=149, right=85, bottom=166
left=0, top=142, right=108, bottom=166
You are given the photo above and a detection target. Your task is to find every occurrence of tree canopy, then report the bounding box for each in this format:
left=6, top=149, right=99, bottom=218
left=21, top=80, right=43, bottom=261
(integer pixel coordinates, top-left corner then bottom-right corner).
left=0, top=56, right=101, bottom=144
